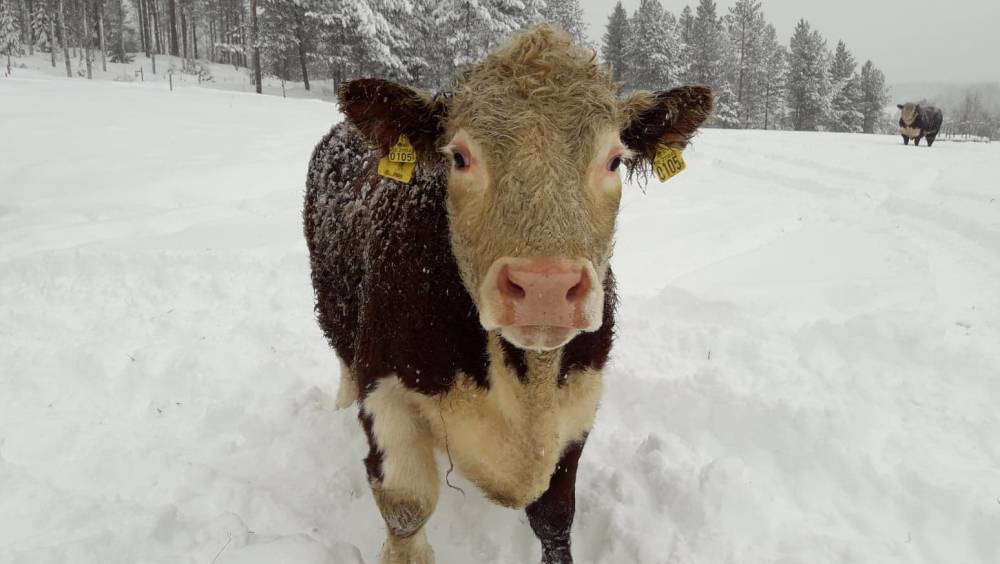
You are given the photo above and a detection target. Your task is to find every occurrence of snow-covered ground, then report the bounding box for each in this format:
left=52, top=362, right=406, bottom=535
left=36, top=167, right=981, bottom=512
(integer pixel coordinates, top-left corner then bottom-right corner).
left=2, top=71, right=999, bottom=564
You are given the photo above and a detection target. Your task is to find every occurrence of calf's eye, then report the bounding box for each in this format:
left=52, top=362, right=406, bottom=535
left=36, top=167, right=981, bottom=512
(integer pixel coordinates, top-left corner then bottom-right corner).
left=453, top=151, right=468, bottom=169
left=608, top=155, right=623, bottom=172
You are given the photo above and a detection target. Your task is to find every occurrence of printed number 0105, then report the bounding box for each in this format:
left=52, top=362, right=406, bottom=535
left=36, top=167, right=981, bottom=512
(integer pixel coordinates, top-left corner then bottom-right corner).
left=389, top=150, right=416, bottom=163
left=655, top=154, right=683, bottom=179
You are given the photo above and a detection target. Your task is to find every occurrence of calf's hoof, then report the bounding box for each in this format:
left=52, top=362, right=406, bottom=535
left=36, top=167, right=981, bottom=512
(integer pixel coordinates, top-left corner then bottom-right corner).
left=379, top=530, right=434, bottom=564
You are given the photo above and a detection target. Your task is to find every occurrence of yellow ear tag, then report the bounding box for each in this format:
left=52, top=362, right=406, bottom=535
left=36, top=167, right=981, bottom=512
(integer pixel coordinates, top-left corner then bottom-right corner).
left=378, top=134, right=417, bottom=184
left=653, top=144, right=686, bottom=183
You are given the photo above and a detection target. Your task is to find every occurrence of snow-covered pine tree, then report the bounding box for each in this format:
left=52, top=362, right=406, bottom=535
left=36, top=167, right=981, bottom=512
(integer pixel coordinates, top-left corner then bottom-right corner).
left=675, top=4, right=693, bottom=83
left=437, top=0, right=542, bottom=71
left=600, top=0, right=627, bottom=84
left=677, top=4, right=693, bottom=46
left=310, top=0, right=408, bottom=85
left=258, top=0, right=320, bottom=89
left=0, top=0, right=22, bottom=75
left=725, top=0, right=766, bottom=127
left=400, top=0, right=446, bottom=89
left=19, top=0, right=32, bottom=55
left=684, top=0, right=728, bottom=125
left=623, top=0, right=678, bottom=92
left=105, top=0, right=131, bottom=63
left=826, top=40, right=863, bottom=132
left=761, top=23, right=787, bottom=130
left=786, top=19, right=830, bottom=131
left=541, top=0, right=586, bottom=46
left=859, top=59, right=888, bottom=134
left=30, top=0, right=50, bottom=51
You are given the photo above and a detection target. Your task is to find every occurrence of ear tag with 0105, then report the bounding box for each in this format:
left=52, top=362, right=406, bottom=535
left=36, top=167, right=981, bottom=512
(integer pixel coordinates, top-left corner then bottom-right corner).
left=378, top=134, right=417, bottom=184
left=653, top=144, right=686, bottom=183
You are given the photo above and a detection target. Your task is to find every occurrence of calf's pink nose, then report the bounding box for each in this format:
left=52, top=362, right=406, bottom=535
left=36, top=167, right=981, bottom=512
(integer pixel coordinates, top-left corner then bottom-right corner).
left=496, top=261, right=591, bottom=328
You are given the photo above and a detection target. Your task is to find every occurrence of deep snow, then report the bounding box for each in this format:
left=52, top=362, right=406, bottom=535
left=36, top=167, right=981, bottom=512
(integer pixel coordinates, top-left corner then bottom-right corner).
left=1, top=72, right=999, bottom=564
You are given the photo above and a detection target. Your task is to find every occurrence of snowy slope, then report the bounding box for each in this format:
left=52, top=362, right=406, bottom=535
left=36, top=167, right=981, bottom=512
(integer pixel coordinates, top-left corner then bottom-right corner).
left=2, top=74, right=999, bottom=564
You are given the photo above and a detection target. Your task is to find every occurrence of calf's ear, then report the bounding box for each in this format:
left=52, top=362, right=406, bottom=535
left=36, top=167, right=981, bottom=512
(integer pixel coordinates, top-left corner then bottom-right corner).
left=337, top=78, right=448, bottom=156
left=621, top=85, right=714, bottom=168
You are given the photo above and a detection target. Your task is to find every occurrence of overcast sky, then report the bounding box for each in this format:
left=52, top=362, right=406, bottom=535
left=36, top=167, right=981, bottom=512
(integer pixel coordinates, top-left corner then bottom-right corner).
left=580, top=0, right=1000, bottom=85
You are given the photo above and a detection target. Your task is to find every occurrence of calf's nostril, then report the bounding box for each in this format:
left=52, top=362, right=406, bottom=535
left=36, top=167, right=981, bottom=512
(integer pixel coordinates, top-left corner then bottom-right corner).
left=499, top=269, right=526, bottom=300
left=565, top=273, right=589, bottom=303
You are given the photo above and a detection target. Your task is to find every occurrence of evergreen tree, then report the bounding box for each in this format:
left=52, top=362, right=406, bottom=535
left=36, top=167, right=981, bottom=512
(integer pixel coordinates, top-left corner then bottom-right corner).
left=404, top=0, right=450, bottom=89
left=827, top=40, right=863, bottom=132
left=541, top=0, right=586, bottom=45
left=30, top=0, right=51, bottom=52
left=761, top=24, right=787, bottom=130
left=786, top=19, right=830, bottom=131
left=258, top=0, right=320, bottom=89
left=675, top=4, right=693, bottom=84
left=684, top=0, right=725, bottom=87
left=682, top=0, right=730, bottom=125
left=725, top=0, right=765, bottom=127
left=309, top=0, right=409, bottom=84
left=0, top=0, right=22, bottom=75
left=436, top=0, right=542, bottom=69
left=859, top=59, right=888, bottom=134
left=624, top=0, right=677, bottom=92
left=600, top=0, right=627, bottom=84
left=677, top=4, right=694, bottom=46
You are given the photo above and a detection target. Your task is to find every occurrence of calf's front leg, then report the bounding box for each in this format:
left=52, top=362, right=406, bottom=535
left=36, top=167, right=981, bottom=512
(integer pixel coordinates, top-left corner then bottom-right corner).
left=361, top=379, right=440, bottom=564
left=526, top=438, right=587, bottom=564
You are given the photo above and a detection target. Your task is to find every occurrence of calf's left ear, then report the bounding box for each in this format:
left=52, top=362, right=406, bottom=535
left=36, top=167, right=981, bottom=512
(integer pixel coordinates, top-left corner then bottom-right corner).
left=621, top=85, right=714, bottom=165
left=337, top=78, right=448, bottom=157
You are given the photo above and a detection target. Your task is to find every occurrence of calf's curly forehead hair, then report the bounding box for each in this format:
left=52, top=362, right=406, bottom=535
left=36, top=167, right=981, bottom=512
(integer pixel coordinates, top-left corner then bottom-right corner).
left=447, top=25, right=623, bottom=164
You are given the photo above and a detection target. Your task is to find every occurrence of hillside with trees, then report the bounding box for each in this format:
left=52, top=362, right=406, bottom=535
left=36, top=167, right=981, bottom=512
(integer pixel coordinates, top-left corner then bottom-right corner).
left=7, top=0, right=992, bottom=137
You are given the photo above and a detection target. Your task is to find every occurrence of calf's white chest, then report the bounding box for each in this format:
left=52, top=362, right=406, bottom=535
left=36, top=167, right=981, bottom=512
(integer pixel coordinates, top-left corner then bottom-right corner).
left=368, top=337, right=603, bottom=508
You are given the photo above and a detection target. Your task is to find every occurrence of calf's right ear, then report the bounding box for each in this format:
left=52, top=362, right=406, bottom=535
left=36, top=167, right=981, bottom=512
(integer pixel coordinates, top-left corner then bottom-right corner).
left=337, top=79, right=448, bottom=157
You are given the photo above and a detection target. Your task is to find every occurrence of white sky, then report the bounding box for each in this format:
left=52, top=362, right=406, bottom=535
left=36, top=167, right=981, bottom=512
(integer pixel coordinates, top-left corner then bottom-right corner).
left=580, top=0, right=1000, bottom=84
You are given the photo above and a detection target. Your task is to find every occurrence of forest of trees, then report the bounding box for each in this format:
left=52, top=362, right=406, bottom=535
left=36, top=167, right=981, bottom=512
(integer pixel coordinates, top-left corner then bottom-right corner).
left=2, top=0, right=994, bottom=138
left=602, top=0, right=892, bottom=133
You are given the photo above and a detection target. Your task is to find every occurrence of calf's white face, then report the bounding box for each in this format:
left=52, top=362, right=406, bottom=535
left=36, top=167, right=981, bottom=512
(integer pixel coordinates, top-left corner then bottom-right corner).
left=442, top=124, right=628, bottom=351
left=337, top=26, right=714, bottom=352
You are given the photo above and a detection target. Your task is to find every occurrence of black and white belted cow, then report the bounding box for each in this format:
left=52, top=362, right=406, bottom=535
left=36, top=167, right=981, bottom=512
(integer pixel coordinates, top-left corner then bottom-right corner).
left=303, top=25, right=713, bottom=564
left=898, top=102, right=944, bottom=146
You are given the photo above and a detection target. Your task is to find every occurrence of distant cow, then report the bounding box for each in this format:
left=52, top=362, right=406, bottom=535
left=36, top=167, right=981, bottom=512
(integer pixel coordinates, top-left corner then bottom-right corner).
left=304, top=25, right=712, bottom=564
left=898, top=102, right=944, bottom=146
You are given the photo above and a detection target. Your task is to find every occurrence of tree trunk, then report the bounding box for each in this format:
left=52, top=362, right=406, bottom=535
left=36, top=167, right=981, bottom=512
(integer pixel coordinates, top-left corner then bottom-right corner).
left=49, top=14, right=57, bottom=67
left=297, top=38, right=309, bottom=91
left=125, top=0, right=136, bottom=57
left=191, top=14, right=197, bottom=59
left=250, top=0, right=260, bottom=93
left=180, top=9, right=185, bottom=58
left=764, top=82, right=770, bottom=130
left=97, top=0, right=106, bottom=71
left=81, top=0, right=92, bottom=78
left=152, top=0, right=160, bottom=53
left=24, top=0, right=35, bottom=55
left=136, top=0, right=145, bottom=54
left=166, top=0, right=177, bottom=55
left=295, top=15, right=308, bottom=91
left=58, top=0, right=71, bottom=76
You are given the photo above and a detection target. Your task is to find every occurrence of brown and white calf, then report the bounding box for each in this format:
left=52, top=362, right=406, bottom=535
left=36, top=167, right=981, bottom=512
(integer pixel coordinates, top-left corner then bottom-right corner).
left=304, top=25, right=712, bottom=564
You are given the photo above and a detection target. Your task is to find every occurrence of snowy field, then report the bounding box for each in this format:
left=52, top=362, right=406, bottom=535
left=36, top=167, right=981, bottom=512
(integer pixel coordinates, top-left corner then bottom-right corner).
left=2, top=71, right=999, bottom=564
